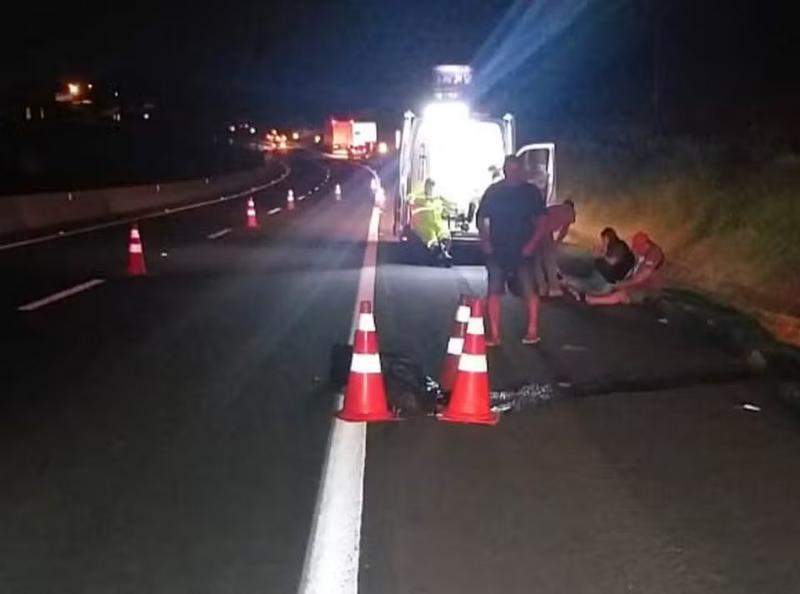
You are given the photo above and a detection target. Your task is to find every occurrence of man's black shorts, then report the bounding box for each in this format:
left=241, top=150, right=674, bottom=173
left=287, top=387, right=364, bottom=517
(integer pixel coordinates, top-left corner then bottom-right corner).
left=486, top=256, right=535, bottom=297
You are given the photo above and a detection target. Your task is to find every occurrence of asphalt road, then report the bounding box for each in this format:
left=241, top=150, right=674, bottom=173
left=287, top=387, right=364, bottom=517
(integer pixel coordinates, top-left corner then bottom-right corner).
left=0, top=153, right=372, bottom=593
left=1, top=153, right=799, bottom=594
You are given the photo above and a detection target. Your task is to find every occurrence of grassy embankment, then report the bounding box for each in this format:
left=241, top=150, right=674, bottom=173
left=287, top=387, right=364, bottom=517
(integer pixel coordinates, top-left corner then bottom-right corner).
left=560, top=137, right=800, bottom=344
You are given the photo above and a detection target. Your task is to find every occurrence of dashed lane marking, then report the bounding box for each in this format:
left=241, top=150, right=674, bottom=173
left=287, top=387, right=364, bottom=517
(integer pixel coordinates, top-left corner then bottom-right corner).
left=18, top=278, right=105, bottom=312
left=207, top=228, right=232, bottom=240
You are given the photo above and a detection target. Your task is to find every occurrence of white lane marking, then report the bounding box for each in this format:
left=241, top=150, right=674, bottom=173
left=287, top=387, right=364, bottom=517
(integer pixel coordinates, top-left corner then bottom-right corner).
left=207, top=228, right=232, bottom=240
left=267, top=207, right=282, bottom=216
left=18, top=279, right=105, bottom=312
left=298, top=203, right=382, bottom=594
left=0, top=162, right=291, bottom=252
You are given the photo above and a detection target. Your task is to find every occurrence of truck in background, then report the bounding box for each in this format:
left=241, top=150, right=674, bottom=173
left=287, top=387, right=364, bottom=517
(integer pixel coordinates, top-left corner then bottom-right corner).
left=326, top=118, right=378, bottom=160
left=396, top=65, right=557, bottom=242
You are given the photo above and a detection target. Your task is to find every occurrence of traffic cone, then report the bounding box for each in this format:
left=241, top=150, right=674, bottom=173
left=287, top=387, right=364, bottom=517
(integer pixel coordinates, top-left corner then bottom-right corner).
left=127, top=223, right=147, bottom=276
left=337, top=301, right=395, bottom=422
left=335, top=183, right=342, bottom=201
left=246, top=197, right=259, bottom=229
left=440, top=295, right=471, bottom=392
left=439, top=298, right=498, bottom=425
left=286, top=189, right=295, bottom=211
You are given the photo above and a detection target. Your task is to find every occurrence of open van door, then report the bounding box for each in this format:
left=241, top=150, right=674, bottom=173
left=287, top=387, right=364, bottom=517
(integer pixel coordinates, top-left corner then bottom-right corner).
left=517, top=143, right=556, bottom=205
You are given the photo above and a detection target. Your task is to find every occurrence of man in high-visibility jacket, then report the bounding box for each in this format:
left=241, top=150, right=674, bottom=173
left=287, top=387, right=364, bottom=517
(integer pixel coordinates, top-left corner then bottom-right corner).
left=409, top=178, right=453, bottom=263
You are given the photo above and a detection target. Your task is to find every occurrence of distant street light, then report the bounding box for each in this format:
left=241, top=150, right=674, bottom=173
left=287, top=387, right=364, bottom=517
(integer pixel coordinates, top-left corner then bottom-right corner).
left=143, top=113, right=150, bottom=120
left=67, top=83, right=81, bottom=97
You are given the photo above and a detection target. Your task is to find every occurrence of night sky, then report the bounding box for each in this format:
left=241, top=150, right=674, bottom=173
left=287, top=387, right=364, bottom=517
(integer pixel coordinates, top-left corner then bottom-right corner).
left=2, top=0, right=796, bottom=136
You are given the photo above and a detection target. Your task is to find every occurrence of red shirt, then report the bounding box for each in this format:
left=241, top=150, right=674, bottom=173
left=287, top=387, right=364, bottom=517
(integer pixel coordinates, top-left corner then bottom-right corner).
left=544, top=204, right=575, bottom=234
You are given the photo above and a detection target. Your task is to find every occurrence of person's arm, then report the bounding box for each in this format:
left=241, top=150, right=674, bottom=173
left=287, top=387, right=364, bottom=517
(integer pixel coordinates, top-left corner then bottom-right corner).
left=618, top=247, right=664, bottom=289
left=477, top=217, right=492, bottom=254
left=521, top=188, right=547, bottom=256
left=475, top=196, right=492, bottom=254
left=615, top=263, right=654, bottom=289
left=521, top=216, right=548, bottom=257
left=554, top=223, right=569, bottom=244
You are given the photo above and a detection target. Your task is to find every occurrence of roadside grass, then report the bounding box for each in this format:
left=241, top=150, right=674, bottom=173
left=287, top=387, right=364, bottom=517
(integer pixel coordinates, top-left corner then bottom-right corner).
left=559, top=138, right=800, bottom=342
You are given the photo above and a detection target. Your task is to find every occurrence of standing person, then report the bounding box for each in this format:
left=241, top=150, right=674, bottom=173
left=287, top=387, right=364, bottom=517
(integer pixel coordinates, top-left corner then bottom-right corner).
left=476, top=155, right=547, bottom=346
left=534, top=199, right=576, bottom=297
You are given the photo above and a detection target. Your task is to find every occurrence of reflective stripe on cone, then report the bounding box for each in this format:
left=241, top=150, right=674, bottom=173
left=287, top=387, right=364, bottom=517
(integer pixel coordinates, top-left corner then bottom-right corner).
left=439, top=297, right=498, bottom=425
left=337, top=300, right=395, bottom=422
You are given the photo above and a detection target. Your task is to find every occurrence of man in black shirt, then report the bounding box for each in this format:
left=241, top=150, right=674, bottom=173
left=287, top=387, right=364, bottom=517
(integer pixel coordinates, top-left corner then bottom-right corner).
left=476, top=155, right=547, bottom=345
left=595, top=227, right=635, bottom=283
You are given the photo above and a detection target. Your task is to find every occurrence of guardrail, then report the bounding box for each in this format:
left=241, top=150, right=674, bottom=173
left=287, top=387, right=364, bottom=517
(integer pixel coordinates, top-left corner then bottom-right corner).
left=0, top=162, right=288, bottom=238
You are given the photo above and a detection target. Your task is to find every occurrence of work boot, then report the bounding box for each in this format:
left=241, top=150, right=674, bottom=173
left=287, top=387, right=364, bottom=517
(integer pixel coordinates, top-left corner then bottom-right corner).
left=438, top=240, right=453, bottom=266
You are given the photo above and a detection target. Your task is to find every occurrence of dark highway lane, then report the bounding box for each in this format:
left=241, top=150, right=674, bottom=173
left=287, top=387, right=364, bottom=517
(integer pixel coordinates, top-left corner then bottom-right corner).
left=0, top=155, right=373, bottom=594
left=361, top=254, right=800, bottom=593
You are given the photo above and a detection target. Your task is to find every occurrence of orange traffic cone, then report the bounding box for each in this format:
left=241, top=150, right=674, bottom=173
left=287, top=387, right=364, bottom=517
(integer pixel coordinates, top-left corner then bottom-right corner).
left=286, top=189, right=295, bottom=211
left=246, top=197, right=259, bottom=229
left=440, top=295, right=471, bottom=392
left=127, top=223, right=147, bottom=276
left=337, top=301, right=394, bottom=422
left=439, top=298, right=498, bottom=425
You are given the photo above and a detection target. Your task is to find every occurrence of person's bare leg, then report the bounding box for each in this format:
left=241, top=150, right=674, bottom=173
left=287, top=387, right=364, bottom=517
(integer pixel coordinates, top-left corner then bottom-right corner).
left=586, top=290, right=630, bottom=306
left=520, top=263, right=541, bottom=343
left=522, top=294, right=541, bottom=343
left=486, top=294, right=502, bottom=346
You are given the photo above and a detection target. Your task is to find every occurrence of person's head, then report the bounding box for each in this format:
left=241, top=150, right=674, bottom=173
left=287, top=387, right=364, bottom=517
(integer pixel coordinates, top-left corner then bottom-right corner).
left=631, top=231, right=651, bottom=255
left=502, top=155, right=525, bottom=185
left=424, top=178, right=435, bottom=195
left=600, top=226, right=619, bottom=250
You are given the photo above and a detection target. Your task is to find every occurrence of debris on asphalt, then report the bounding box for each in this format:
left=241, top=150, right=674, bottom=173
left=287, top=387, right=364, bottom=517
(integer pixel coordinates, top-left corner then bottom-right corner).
left=658, top=317, right=669, bottom=324
left=738, top=402, right=762, bottom=412
left=330, top=345, right=565, bottom=418
left=490, top=383, right=559, bottom=413
left=561, top=344, right=588, bottom=352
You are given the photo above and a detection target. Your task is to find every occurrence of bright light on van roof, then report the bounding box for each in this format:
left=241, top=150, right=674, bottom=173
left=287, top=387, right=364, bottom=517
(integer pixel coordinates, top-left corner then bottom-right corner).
left=422, top=101, right=469, bottom=122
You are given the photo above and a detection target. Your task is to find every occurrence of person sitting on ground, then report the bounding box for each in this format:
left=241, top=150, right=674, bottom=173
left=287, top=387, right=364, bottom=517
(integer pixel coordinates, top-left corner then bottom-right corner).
left=595, top=226, right=636, bottom=283
left=534, top=199, right=575, bottom=297
left=585, top=231, right=665, bottom=305
left=562, top=226, right=635, bottom=298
